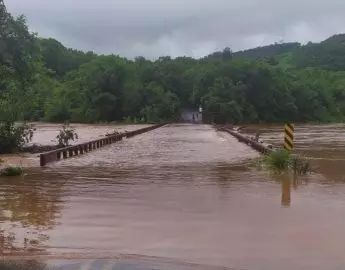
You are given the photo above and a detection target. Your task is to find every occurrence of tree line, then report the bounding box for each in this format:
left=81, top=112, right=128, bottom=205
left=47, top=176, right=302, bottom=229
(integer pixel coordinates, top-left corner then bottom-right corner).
left=1, top=0, right=345, bottom=127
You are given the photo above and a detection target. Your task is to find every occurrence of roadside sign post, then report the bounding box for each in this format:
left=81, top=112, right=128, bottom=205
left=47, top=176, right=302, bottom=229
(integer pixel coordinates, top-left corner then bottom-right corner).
left=283, top=123, right=294, bottom=151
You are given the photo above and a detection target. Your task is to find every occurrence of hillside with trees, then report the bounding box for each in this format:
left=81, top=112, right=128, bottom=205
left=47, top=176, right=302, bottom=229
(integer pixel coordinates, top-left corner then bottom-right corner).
left=39, top=38, right=96, bottom=77
left=1, top=0, right=345, bottom=131
left=205, top=42, right=301, bottom=62
left=206, top=34, right=345, bottom=72
left=291, top=34, right=345, bottom=71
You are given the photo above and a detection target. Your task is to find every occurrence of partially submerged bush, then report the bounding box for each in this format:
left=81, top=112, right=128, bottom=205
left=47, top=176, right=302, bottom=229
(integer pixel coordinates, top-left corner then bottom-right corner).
left=0, top=122, right=35, bottom=154
left=264, top=149, right=291, bottom=171
left=252, top=149, right=311, bottom=175
left=0, top=166, right=23, bottom=176
left=290, top=154, right=311, bottom=175
left=56, top=124, right=79, bottom=147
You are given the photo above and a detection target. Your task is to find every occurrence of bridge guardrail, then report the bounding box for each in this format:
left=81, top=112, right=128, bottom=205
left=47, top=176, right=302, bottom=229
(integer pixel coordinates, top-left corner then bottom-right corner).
left=40, top=123, right=166, bottom=166
left=216, top=126, right=273, bottom=154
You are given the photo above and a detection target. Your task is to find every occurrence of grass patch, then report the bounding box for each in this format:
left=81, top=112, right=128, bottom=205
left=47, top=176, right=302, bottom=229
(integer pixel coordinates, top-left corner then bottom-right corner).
left=0, top=166, right=23, bottom=176
left=251, top=149, right=311, bottom=175
left=264, top=149, right=291, bottom=171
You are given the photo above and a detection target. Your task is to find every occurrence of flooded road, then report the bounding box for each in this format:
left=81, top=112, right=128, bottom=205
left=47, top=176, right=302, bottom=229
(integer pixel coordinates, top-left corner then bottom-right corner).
left=1, top=124, right=345, bottom=270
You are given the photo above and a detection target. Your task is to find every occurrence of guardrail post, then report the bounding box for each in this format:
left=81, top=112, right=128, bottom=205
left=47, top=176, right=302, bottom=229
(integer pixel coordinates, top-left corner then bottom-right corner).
left=40, top=154, right=46, bottom=166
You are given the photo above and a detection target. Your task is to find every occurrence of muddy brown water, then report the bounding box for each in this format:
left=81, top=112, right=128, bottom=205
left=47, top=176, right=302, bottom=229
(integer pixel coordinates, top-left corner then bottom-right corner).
left=0, top=123, right=152, bottom=167
left=1, top=123, right=345, bottom=270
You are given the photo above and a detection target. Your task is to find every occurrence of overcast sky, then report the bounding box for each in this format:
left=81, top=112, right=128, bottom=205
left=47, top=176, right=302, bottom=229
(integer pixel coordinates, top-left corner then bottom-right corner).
left=6, top=0, right=345, bottom=59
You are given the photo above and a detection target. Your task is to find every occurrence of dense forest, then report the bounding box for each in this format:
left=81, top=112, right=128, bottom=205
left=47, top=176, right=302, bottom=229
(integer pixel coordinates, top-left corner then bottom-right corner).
left=2, top=0, right=345, bottom=126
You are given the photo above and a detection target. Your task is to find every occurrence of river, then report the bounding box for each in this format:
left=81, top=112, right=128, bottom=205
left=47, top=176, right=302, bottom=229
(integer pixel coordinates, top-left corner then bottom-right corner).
left=1, top=123, right=345, bottom=270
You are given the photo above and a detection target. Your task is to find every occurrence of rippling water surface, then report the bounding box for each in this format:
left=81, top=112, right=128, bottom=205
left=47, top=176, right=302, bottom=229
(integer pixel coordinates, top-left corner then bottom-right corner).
left=1, top=123, right=345, bottom=270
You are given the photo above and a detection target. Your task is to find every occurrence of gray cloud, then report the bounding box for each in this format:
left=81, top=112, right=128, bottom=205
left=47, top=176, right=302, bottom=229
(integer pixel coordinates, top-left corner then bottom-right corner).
left=6, top=0, right=345, bottom=59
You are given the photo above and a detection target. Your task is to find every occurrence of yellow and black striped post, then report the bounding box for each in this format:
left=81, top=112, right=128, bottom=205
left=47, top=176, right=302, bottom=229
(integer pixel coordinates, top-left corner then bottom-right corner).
left=283, top=123, right=295, bottom=151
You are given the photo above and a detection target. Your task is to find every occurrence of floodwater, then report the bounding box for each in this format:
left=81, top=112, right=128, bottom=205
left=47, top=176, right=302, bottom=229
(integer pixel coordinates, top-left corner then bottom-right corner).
left=0, top=123, right=152, bottom=167
left=242, top=123, right=345, bottom=181
left=28, top=122, right=152, bottom=146
left=1, top=123, right=345, bottom=270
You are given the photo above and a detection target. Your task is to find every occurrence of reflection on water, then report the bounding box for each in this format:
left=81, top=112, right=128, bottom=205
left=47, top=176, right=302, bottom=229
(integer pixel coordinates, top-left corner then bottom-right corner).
left=281, top=177, right=291, bottom=206
left=267, top=173, right=310, bottom=207
left=0, top=173, right=64, bottom=255
left=1, top=124, right=345, bottom=270
left=0, top=260, right=46, bottom=270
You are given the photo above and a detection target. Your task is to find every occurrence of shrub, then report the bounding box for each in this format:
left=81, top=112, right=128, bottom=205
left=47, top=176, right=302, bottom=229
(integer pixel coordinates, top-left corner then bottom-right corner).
left=0, top=166, right=23, bottom=176
left=56, top=124, right=79, bottom=147
left=264, top=149, right=291, bottom=171
left=290, top=154, right=311, bottom=175
left=0, top=122, right=35, bottom=154
left=256, top=149, right=311, bottom=175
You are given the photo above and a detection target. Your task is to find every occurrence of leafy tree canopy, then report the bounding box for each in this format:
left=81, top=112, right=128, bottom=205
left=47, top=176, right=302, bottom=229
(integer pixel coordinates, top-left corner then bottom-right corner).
left=1, top=0, right=345, bottom=127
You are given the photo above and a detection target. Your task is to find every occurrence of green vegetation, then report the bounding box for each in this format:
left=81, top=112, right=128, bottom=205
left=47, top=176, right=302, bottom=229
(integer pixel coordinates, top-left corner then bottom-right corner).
left=0, top=122, right=35, bottom=154
left=206, top=42, right=301, bottom=61
left=253, top=149, right=311, bottom=175
left=0, top=166, right=23, bottom=176
left=1, top=0, right=345, bottom=146
left=55, top=124, right=79, bottom=147
left=292, top=35, right=345, bottom=71
left=264, top=149, right=292, bottom=171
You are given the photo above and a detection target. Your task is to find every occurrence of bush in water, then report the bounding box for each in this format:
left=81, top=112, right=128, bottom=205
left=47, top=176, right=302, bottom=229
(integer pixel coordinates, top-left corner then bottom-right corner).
left=56, top=124, right=79, bottom=147
left=290, top=153, right=311, bottom=175
left=0, top=166, right=23, bottom=176
left=264, top=149, right=291, bottom=171
left=253, top=149, right=311, bottom=175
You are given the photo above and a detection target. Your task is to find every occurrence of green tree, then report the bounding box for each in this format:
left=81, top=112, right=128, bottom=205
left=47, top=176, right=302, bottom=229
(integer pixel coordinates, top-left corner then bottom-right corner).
left=2, top=0, right=345, bottom=128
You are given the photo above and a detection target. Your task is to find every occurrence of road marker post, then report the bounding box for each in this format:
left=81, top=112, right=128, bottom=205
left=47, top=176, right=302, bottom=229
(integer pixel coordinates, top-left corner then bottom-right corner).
left=283, top=123, right=294, bottom=151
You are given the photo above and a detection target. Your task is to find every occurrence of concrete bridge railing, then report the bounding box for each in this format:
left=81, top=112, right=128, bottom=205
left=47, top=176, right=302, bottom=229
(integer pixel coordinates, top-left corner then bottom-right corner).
left=216, top=126, right=272, bottom=154
left=40, top=123, right=166, bottom=166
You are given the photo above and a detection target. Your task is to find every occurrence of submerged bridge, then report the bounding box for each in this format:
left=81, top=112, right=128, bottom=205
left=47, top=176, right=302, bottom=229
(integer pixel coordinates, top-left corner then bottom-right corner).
left=1, top=123, right=303, bottom=270
left=1, top=121, right=338, bottom=270
left=39, top=123, right=272, bottom=167
left=2, top=124, right=275, bottom=270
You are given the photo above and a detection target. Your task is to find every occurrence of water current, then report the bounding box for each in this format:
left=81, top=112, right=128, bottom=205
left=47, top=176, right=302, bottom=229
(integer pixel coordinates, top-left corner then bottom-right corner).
left=1, top=123, right=345, bottom=270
